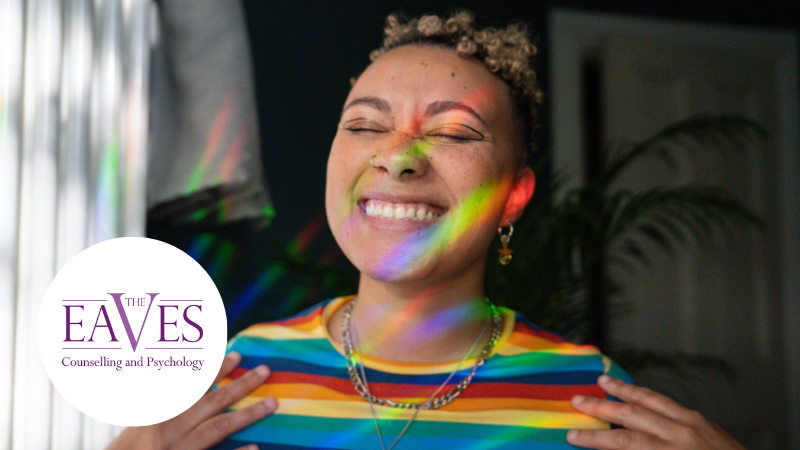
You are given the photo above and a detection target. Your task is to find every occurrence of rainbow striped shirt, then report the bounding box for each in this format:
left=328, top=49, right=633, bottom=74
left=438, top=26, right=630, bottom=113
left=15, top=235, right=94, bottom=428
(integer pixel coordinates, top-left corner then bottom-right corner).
left=212, top=297, right=630, bottom=449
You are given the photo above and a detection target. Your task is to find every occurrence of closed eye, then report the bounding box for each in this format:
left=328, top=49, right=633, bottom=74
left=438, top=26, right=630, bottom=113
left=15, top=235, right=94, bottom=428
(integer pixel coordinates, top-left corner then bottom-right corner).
left=427, top=125, right=484, bottom=143
left=343, top=119, right=387, bottom=134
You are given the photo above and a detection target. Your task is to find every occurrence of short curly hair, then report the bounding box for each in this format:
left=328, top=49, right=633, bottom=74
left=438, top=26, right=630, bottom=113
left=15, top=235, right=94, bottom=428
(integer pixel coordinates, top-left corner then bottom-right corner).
left=358, top=11, right=543, bottom=166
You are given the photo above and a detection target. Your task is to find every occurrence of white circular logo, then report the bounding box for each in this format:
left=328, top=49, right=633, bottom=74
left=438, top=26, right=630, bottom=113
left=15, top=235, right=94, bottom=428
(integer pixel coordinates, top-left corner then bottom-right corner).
left=38, top=237, right=227, bottom=426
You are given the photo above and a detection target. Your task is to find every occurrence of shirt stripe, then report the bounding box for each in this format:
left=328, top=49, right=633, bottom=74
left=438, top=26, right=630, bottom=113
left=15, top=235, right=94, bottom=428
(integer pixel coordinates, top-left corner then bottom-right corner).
left=211, top=296, right=631, bottom=449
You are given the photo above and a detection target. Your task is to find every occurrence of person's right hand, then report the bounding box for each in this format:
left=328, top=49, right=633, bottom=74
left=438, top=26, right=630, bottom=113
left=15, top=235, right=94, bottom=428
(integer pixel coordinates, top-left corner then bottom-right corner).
left=106, top=351, right=276, bottom=450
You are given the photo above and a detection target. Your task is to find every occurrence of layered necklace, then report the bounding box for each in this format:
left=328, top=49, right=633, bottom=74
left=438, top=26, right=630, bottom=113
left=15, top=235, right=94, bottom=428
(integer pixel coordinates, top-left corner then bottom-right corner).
left=341, top=298, right=502, bottom=450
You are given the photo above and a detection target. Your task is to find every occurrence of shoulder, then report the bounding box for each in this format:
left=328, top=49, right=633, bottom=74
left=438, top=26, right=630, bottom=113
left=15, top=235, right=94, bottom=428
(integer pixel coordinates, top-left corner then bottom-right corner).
left=491, top=308, right=633, bottom=384
left=225, top=298, right=341, bottom=356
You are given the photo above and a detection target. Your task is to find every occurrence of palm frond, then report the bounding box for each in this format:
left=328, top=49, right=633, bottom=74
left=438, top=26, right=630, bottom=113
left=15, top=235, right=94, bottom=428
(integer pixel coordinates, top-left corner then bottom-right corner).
left=493, top=114, right=766, bottom=354
left=599, top=114, right=767, bottom=187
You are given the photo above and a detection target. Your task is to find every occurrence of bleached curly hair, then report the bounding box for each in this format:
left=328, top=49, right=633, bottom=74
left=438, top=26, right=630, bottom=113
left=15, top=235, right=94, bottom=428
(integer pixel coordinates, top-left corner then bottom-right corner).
left=359, top=11, right=543, bottom=165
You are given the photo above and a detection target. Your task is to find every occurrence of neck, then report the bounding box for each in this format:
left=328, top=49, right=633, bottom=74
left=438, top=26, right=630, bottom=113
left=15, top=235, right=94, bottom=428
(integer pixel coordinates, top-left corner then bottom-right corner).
left=328, top=263, right=493, bottom=363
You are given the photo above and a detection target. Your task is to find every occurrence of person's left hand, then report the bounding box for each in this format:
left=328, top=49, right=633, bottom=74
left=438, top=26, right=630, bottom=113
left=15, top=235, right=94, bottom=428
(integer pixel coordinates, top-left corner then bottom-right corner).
left=567, top=375, right=747, bottom=450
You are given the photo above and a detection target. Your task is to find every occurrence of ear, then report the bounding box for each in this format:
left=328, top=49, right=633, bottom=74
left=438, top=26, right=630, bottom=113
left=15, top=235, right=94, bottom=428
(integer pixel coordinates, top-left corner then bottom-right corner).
left=500, top=167, right=535, bottom=225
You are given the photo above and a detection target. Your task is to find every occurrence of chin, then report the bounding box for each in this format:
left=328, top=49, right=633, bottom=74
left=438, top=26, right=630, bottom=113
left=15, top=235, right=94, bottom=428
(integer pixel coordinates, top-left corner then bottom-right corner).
left=352, top=247, right=439, bottom=284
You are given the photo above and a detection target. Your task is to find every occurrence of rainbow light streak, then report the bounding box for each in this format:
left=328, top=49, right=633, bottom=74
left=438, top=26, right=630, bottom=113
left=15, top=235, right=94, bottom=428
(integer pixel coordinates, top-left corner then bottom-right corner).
left=276, top=286, right=309, bottom=318
left=259, top=203, right=276, bottom=226
left=184, top=92, right=234, bottom=196
left=123, top=81, right=143, bottom=222
left=189, top=208, right=209, bottom=222
left=287, top=213, right=327, bottom=256
left=219, top=126, right=247, bottom=183
left=216, top=196, right=232, bottom=225
left=332, top=108, right=516, bottom=353
left=371, top=181, right=503, bottom=280
left=345, top=180, right=507, bottom=356
left=186, top=233, right=214, bottom=261
left=95, top=136, right=120, bottom=239
left=337, top=80, right=511, bottom=280
left=227, top=265, right=285, bottom=321
left=206, top=240, right=235, bottom=285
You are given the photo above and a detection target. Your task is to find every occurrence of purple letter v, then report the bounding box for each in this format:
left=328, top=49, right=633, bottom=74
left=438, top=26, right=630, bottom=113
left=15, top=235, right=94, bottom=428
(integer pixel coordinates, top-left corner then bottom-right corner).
left=108, top=293, right=157, bottom=352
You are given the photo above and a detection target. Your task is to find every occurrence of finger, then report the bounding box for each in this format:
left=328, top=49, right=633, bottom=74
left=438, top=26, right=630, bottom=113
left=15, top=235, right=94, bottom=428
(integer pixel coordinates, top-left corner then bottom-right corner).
left=567, top=428, right=667, bottom=450
left=187, top=397, right=278, bottom=450
left=234, top=446, right=258, bottom=450
left=597, top=375, right=692, bottom=423
left=212, top=351, right=243, bottom=389
left=570, top=395, right=681, bottom=441
left=176, top=364, right=271, bottom=432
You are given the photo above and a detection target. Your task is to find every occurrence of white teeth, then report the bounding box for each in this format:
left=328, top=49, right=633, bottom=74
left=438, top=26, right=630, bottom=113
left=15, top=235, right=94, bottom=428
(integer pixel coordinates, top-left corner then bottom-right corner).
left=364, top=200, right=440, bottom=221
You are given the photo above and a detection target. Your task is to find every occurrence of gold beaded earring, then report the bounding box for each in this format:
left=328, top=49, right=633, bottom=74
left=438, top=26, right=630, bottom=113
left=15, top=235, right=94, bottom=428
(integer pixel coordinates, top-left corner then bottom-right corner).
left=497, top=221, right=514, bottom=265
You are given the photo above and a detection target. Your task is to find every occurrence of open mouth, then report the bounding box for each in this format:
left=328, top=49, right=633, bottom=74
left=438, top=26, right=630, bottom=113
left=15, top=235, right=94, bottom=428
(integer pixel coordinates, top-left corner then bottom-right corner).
left=361, top=199, right=446, bottom=221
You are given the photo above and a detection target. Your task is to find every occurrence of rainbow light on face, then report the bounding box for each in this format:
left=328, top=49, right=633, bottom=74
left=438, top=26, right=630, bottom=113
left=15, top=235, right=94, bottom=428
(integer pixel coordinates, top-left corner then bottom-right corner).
left=335, top=77, right=520, bottom=279
left=338, top=159, right=510, bottom=283
left=337, top=168, right=514, bottom=355
left=332, top=95, right=521, bottom=352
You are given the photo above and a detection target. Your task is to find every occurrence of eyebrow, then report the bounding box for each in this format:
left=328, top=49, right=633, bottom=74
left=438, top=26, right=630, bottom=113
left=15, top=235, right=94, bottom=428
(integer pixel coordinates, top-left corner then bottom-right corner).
left=342, top=96, right=391, bottom=114
left=426, top=101, right=487, bottom=126
left=342, top=97, right=487, bottom=125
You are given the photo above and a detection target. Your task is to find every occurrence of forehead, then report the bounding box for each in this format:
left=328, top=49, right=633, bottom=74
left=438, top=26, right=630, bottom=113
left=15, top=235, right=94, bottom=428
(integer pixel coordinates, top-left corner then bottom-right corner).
left=347, top=45, right=512, bottom=120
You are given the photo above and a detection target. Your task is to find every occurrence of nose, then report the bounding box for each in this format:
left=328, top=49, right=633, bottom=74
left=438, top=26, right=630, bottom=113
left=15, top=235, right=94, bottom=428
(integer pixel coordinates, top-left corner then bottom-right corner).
left=370, top=138, right=430, bottom=179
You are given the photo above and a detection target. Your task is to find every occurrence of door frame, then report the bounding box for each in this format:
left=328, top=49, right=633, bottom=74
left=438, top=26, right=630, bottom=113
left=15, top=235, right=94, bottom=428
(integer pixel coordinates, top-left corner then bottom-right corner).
left=548, top=9, right=799, bottom=448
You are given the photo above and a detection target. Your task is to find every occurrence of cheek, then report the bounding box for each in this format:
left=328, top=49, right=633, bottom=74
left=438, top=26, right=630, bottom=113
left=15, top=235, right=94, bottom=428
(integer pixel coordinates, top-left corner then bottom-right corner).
left=325, top=138, right=365, bottom=236
left=435, top=161, right=513, bottom=244
left=437, top=150, right=508, bottom=205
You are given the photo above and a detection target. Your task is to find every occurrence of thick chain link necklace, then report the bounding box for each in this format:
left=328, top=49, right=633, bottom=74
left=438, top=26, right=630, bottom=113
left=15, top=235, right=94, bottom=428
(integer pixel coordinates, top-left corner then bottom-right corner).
left=341, top=298, right=502, bottom=450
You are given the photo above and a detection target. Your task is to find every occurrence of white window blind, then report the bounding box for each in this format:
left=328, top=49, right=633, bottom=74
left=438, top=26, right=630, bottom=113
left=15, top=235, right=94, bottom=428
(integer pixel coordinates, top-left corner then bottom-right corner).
left=0, top=0, right=152, bottom=448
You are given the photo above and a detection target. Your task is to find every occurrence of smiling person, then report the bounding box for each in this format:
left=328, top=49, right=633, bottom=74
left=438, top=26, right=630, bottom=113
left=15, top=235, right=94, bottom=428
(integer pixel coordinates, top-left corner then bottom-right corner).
left=107, top=10, right=748, bottom=450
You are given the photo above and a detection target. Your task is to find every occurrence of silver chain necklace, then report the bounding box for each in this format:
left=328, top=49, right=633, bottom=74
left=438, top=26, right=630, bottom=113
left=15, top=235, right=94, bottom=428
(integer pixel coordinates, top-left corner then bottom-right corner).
left=341, top=298, right=502, bottom=450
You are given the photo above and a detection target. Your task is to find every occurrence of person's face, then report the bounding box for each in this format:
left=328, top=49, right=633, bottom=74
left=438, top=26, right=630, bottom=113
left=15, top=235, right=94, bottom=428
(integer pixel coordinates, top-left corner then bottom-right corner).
left=326, top=45, right=534, bottom=284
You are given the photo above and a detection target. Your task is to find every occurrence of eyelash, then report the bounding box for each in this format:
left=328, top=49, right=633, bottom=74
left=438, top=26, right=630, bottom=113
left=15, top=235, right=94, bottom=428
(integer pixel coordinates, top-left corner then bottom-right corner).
left=428, top=129, right=482, bottom=142
left=344, top=124, right=484, bottom=142
left=346, top=126, right=384, bottom=133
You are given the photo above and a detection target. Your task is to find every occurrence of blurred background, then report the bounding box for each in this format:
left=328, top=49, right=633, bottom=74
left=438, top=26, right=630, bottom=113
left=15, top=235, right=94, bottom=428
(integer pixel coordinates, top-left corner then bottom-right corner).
left=1, top=0, right=798, bottom=449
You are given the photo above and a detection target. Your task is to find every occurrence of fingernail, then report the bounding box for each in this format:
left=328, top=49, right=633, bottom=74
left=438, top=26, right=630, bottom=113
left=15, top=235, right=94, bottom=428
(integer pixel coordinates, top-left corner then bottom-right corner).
left=571, top=395, right=586, bottom=406
left=263, top=396, right=277, bottom=410
left=566, top=430, right=579, bottom=442
left=598, top=374, right=611, bottom=383
left=226, top=351, right=241, bottom=362
left=254, top=365, right=269, bottom=376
